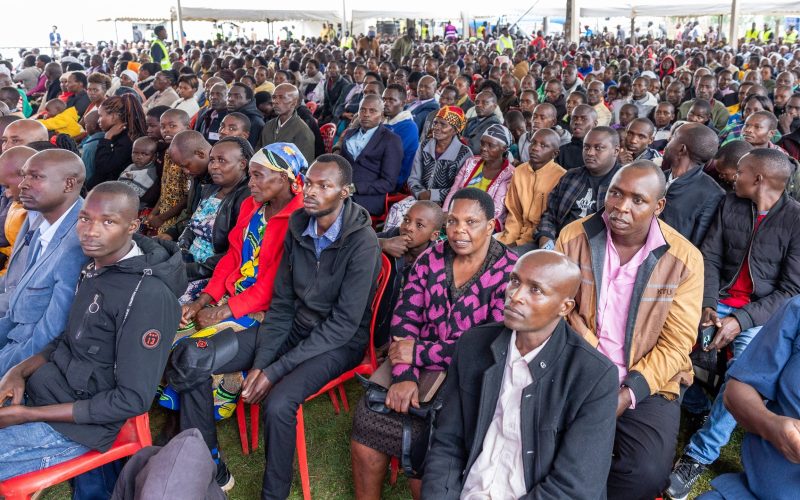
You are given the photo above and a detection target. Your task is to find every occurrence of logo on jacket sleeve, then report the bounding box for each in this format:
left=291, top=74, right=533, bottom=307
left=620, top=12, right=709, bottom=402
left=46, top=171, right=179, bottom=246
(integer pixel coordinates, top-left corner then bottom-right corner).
left=142, top=329, right=161, bottom=349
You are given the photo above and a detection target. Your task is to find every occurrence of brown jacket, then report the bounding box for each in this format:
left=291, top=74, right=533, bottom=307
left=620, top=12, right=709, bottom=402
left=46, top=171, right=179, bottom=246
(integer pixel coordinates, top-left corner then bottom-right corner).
left=498, top=160, right=566, bottom=246
left=555, top=211, right=703, bottom=400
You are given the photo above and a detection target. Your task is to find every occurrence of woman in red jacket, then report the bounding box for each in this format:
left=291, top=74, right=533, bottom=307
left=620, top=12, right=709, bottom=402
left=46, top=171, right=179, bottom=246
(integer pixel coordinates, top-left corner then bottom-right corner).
left=159, top=142, right=306, bottom=419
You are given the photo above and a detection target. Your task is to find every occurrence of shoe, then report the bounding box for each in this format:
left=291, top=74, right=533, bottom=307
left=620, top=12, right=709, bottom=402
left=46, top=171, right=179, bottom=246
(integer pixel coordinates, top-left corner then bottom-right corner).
left=216, top=460, right=235, bottom=493
left=667, top=454, right=707, bottom=500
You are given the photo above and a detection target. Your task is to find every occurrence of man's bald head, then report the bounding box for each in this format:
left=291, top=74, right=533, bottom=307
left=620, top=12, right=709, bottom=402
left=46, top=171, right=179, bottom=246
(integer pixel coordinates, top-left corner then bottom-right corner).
left=613, top=160, right=667, bottom=199
left=30, top=149, right=86, bottom=184
left=672, top=122, right=719, bottom=164
left=532, top=128, right=561, bottom=150
left=2, top=120, right=49, bottom=151
left=361, top=93, right=384, bottom=110
left=0, top=145, right=37, bottom=173
left=503, top=250, right=582, bottom=334
left=170, top=130, right=211, bottom=156
left=741, top=149, right=793, bottom=188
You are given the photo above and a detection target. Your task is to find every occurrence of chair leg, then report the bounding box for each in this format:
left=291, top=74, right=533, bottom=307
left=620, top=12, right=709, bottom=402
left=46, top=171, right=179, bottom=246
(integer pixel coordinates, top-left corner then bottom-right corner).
left=250, top=403, right=260, bottom=452
left=389, top=456, right=399, bottom=486
left=337, top=383, right=350, bottom=413
left=296, top=405, right=312, bottom=500
left=327, top=389, right=340, bottom=415
left=235, top=399, right=249, bottom=455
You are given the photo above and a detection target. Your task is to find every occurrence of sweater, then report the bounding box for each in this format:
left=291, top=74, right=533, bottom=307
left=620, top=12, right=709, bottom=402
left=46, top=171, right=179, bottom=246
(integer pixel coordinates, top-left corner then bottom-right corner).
left=384, top=110, right=420, bottom=189
left=498, top=160, right=566, bottom=246
left=555, top=211, right=703, bottom=401
left=678, top=98, right=730, bottom=131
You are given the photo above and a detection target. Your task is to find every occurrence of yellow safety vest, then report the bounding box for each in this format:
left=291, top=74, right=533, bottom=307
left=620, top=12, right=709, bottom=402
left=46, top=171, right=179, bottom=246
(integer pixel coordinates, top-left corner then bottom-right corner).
left=151, top=38, right=171, bottom=70
left=786, top=31, right=798, bottom=44
left=496, top=35, right=513, bottom=53
left=340, top=36, right=353, bottom=49
left=760, top=30, right=773, bottom=43
left=745, top=28, right=759, bottom=42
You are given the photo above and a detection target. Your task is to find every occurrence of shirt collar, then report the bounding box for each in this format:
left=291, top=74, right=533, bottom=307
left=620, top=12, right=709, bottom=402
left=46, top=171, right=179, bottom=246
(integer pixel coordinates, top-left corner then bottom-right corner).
left=38, top=199, right=79, bottom=246
left=509, top=330, right=550, bottom=366
left=302, top=206, right=344, bottom=243
left=602, top=211, right=666, bottom=268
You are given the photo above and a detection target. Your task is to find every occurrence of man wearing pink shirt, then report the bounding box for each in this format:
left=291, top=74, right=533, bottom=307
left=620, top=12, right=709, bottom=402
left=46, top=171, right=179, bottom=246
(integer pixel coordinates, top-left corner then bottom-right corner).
left=556, top=161, right=703, bottom=499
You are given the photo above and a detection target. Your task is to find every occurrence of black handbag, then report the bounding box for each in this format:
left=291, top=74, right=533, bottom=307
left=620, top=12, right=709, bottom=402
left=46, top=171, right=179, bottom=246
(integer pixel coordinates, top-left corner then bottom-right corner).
left=356, top=373, right=443, bottom=477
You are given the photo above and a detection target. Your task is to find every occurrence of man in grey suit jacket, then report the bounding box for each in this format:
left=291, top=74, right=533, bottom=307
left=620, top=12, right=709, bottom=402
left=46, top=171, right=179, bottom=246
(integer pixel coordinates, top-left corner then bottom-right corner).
left=0, top=149, right=88, bottom=375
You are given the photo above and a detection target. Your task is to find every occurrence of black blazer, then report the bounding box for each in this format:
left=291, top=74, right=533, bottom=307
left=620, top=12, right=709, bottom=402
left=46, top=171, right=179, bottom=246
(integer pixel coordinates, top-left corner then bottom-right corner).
left=422, top=321, right=618, bottom=500
left=340, top=125, right=403, bottom=216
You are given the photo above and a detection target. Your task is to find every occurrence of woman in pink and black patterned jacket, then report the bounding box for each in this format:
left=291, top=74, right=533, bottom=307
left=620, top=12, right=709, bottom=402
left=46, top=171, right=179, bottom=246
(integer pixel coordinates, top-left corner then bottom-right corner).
left=350, top=187, right=517, bottom=498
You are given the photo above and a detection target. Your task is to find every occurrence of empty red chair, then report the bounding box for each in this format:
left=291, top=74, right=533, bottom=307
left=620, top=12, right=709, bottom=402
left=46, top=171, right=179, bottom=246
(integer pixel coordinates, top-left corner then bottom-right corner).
left=319, top=123, right=336, bottom=154
left=0, top=414, right=152, bottom=500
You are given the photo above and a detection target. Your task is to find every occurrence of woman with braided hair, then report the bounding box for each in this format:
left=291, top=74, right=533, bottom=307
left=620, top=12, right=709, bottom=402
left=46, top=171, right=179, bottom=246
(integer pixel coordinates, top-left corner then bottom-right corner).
left=87, top=93, right=146, bottom=188
left=158, top=141, right=306, bottom=421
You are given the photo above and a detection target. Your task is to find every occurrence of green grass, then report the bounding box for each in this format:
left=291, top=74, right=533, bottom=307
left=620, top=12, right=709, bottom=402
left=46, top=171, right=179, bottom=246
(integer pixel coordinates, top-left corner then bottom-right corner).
left=41, top=381, right=743, bottom=499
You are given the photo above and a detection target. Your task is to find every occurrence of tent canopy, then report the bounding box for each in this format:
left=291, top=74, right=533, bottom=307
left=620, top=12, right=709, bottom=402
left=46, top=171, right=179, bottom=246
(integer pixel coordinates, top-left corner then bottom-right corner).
left=98, top=8, right=339, bottom=23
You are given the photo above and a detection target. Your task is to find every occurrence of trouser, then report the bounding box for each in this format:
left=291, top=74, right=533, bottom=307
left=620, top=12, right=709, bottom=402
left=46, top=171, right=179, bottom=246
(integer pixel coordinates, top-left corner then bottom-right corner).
left=0, top=421, right=89, bottom=481
left=683, top=303, right=761, bottom=464
left=607, top=395, right=681, bottom=500
left=510, top=240, right=539, bottom=256
left=170, top=324, right=364, bottom=500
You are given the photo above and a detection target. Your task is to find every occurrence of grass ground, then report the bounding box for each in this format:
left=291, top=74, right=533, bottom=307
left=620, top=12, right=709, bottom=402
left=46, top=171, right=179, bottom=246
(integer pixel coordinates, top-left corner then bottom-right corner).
left=40, top=381, right=743, bottom=500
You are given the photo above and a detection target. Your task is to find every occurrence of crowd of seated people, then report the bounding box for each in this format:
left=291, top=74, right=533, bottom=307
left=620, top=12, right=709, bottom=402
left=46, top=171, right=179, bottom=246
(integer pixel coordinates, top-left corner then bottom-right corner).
left=0, top=19, right=799, bottom=500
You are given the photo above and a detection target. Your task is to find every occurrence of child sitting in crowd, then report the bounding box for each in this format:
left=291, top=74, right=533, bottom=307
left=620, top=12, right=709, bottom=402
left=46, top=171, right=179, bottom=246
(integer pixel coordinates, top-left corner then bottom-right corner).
left=118, top=136, right=159, bottom=209
left=38, top=99, right=83, bottom=139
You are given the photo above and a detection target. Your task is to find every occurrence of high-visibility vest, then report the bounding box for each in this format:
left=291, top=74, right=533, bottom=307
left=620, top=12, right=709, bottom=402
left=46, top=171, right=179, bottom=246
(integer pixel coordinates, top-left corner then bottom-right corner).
left=151, top=38, right=171, bottom=70
left=496, top=35, right=513, bottom=53
left=340, top=36, right=353, bottom=49
left=785, top=31, right=798, bottom=44
left=760, top=29, right=773, bottom=43
left=745, top=28, right=759, bottom=42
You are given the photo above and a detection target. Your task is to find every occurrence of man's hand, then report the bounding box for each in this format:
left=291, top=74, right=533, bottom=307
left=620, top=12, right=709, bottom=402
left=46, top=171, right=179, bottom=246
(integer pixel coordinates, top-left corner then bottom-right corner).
left=380, top=236, right=409, bottom=259
left=616, top=387, right=632, bottom=417
left=195, top=305, right=232, bottom=329
left=538, top=236, right=553, bottom=250
left=779, top=113, right=794, bottom=134
left=388, top=338, right=415, bottom=366
left=417, top=191, right=432, bottom=201
left=385, top=381, right=420, bottom=413
left=700, top=307, right=721, bottom=328
left=0, top=405, right=27, bottom=429
left=708, top=316, right=742, bottom=351
left=241, top=368, right=272, bottom=405
left=0, top=368, right=26, bottom=406
left=618, top=149, right=635, bottom=165
left=766, top=415, right=800, bottom=463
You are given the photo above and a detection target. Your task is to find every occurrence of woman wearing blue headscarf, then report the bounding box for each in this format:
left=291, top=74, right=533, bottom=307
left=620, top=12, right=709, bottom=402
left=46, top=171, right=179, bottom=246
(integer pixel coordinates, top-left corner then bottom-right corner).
left=159, top=142, right=306, bottom=420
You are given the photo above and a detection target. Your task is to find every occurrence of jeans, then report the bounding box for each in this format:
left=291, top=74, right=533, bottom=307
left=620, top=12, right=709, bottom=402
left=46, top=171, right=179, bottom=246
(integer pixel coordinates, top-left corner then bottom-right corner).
left=0, top=421, right=89, bottom=481
left=684, top=302, right=762, bottom=465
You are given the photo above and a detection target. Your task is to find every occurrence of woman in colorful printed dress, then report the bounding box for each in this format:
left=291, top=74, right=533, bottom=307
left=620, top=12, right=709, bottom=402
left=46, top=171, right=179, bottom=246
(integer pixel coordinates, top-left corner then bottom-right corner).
left=177, top=137, right=252, bottom=303
left=350, top=188, right=517, bottom=499
left=159, top=142, right=306, bottom=420
left=442, top=123, right=515, bottom=231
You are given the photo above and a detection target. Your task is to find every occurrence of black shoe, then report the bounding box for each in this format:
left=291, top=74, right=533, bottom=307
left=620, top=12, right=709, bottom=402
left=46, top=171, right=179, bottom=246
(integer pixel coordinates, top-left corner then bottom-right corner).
left=215, top=460, right=235, bottom=492
left=667, top=454, right=707, bottom=500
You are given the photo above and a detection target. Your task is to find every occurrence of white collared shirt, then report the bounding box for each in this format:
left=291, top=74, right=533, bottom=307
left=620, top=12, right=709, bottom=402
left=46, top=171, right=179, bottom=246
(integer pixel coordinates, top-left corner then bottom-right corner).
left=461, top=332, right=550, bottom=500
left=36, top=200, right=79, bottom=256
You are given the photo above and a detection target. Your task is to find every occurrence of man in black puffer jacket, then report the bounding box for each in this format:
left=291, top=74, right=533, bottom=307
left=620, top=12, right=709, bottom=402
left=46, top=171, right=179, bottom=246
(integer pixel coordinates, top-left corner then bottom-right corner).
left=168, top=154, right=381, bottom=498
left=668, top=148, right=800, bottom=499
left=0, top=182, right=186, bottom=481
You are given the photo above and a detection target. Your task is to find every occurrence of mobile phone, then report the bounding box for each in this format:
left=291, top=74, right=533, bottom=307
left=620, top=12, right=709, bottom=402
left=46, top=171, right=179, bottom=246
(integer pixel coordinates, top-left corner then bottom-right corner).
left=700, top=325, right=716, bottom=350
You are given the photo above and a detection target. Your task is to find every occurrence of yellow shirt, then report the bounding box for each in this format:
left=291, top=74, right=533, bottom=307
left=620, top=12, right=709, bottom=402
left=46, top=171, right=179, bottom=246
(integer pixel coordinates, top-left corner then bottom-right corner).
left=0, top=201, right=27, bottom=275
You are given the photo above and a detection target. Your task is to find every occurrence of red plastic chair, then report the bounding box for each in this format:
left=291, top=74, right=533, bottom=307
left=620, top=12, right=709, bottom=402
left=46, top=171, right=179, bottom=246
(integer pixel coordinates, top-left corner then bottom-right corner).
left=319, top=123, right=336, bottom=154
left=370, top=192, right=408, bottom=230
left=0, top=414, right=152, bottom=500
left=236, top=254, right=391, bottom=498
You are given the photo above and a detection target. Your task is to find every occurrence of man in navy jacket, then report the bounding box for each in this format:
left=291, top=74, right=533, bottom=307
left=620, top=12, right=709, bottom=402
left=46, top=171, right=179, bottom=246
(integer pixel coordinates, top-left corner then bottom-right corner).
left=340, top=95, right=403, bottom=216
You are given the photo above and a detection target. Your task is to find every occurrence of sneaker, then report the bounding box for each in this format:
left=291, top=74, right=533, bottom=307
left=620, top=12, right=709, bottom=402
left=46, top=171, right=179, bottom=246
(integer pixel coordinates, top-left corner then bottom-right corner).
left=216, top=461, right=235, bottom=493
left=667, top=454, right=707, bottom=500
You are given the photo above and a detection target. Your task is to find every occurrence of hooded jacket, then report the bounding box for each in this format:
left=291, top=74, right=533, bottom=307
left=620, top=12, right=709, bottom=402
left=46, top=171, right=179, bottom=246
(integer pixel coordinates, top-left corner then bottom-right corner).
left=658, top=55, right=677, bottom=79
left=233, top=99, right=266, bottom=149
left=178, top=176, right=250, bottom=281
left=253, top=198, right=381, bottom=382
left=25, top=235, right=187, bottom=451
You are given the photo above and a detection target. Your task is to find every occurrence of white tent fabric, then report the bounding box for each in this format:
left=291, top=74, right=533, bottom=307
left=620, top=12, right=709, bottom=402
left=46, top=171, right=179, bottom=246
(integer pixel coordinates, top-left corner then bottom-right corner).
left=98, top=8, right=340, bottom=22
left=581, top=0, right=800, bottom=17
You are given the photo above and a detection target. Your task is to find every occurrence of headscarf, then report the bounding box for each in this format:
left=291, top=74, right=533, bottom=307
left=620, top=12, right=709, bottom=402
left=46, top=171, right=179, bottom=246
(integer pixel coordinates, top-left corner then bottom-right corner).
left=250, top=142, right=307, bottom=181
left=121, top=69, right=138, bottom=83
left=434, top=105, right=466, bottom=134
left=482, top=123, right=513, bottom=148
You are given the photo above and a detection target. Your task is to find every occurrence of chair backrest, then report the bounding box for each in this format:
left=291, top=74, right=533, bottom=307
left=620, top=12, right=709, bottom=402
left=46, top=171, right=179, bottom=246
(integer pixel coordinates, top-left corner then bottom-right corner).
left=367, top=253, right=392, bottom=370
left=319, top=122, right=336, bottom=153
